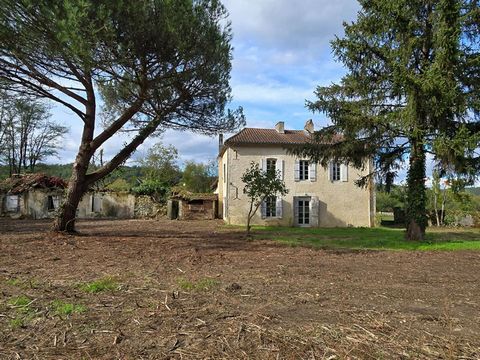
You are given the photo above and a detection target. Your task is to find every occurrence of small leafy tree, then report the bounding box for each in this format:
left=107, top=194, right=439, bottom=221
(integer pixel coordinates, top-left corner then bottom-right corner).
left=431, top=170, right=448, bottom=226
left=139, top=142, right=181, bottom=187
left=181, top=160, right=216, bottom=193
left=241, top=162, right=288, bottom=236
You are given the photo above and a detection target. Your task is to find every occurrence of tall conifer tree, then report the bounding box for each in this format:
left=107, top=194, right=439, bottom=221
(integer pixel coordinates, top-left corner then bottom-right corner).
left=292, top=0, right=479, bottom=240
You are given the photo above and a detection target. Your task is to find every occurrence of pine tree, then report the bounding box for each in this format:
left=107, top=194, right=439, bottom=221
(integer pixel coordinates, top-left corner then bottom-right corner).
left=0, top=0, right=244, bottom=232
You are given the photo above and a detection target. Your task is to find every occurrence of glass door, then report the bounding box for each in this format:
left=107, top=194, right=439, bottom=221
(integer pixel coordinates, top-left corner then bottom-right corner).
left=296, top=198, right=310, bottom=226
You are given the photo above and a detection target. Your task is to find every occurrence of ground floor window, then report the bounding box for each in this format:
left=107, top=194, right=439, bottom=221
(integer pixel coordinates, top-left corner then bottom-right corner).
left=92, top=195, right=102, bottom=212
left=47, top=195, right=60, bottom=211
left=5, top=195, right=19, bottom=212
left=265, top=195, right=276, bottom=218
left=296, top=198, right=310, bottom=226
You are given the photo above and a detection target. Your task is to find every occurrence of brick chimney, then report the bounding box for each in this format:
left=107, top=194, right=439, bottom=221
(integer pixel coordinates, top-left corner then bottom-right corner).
left=275, top=121, right=285, bottom=133
left=304, top=119, right=314, bottom=134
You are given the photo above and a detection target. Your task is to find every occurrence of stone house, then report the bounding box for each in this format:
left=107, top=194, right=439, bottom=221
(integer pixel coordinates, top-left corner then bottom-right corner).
left=0, top=174, right=136, bottom=219
left=0, top=174, right=66, bottom=219
left=218, top=120, right=375, bottom=227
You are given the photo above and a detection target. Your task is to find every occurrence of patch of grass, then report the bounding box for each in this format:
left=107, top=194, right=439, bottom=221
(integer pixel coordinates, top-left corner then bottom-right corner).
left=8, top=295, right=33, bottom=312
left=51, top=300, right=87, bottom=316
left=178, top=277, right=219, bottom=291
left=79, top=276, right=119, bottom=293
left=5, top=277, right=41, bottom=289
left=9, top=316, right=26, bottom=328
left=250, top=226, right=480, bottom=251
left=7, top=295, right=37, bottom=329
left=6, top=278, right=21, bottom=286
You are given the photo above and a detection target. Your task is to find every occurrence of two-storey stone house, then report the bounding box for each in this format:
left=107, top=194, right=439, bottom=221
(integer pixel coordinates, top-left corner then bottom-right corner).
left=218, top=120, right=375, bottom=227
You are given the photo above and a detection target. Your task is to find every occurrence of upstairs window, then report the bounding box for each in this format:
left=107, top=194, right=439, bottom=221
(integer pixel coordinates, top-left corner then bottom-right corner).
left=330, top=162, right=348, bottom=182
left=332, top=162, right=341, bottom=181
left=299, top=160, right=309, bottom=180
left=266, top=158, right=277, bottom=175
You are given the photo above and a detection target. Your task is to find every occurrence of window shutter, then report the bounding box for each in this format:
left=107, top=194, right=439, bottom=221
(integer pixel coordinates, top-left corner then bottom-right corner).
left=260, top=200, right=266, bottom=219
left=294, top=159, right=300, bottom=182
left=276, top=159, right=284, bottom=180
left=341, top=164, right=348, bottom=182
left=293, top=197, right=298, bottom=221
left=310, top=196, right=319, bottom=226
left=276, top=197, right=283, bottom=218
left=260, top=158, right=266, bottom=172
left=309, top=162, right=317, bottom=182
left=53, top=196, right=60, bottom=209
left=329, top=162, right=334, bottom=181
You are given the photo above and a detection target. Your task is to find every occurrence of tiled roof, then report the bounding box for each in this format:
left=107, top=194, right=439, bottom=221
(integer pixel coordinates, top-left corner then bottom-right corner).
left=0, top=173, right=67, bottom=194
left=225, top=128, right=311, bottom=145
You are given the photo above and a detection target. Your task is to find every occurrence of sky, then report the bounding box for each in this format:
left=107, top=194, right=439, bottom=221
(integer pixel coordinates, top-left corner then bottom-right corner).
left=53, top=0, right=362, bottom=169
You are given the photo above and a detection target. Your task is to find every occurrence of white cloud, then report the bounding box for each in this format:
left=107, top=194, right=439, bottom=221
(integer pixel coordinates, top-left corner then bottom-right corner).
left=233, top=83, right=312, bottom=105
left=224, top=0, right=359, bottom=52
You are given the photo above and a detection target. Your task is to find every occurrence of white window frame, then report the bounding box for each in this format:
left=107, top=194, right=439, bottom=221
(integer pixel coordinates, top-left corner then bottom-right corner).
left=266, top=158, right=277, bottom=175
left=261, top=195, right=283, bottom=219
left=299, top=160, right=309, bottom=181
left=332, top=162, right=341, bottom=181
left=265, top=195, right=277, bottom=218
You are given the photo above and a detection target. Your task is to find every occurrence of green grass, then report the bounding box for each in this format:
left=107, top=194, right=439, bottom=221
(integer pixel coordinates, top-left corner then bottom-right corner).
left=79, top=277, right=119, bottom=293
left=9, top=316, right=26, bottom=328
left=251, top=226, right=480, bottom=251
left=51, top=300, right=87, bottom=316
left=7, top=295, right=37, bottom=328
left=178, top=277, right=219, bottom=291
left=6, top=278, right=21, bottom=286
left=5, top=277, right=40, bottom=289
left=8, top=295, right=33, bottom=311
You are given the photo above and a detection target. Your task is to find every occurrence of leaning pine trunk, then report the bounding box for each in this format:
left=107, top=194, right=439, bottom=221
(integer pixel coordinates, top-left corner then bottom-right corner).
left=405, top=139, right=427, bottom=241
left=54, top=85, right=96, bottom=233
left=54, top=161, right=89, bottom=232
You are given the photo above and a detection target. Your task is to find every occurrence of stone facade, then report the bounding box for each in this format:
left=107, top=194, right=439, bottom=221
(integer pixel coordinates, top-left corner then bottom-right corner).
left=1, top=189, right=137, bottom=219
left=218, top=126, right=375, bottom=228
left=76, top=192, right=136, bottom=219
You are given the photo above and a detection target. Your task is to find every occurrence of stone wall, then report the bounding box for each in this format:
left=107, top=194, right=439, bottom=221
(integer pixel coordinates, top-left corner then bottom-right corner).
left=134, top=195, right=166, bottom=219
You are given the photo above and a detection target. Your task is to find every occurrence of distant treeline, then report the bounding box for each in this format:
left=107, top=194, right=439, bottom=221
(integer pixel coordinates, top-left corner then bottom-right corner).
left=0, top=163, right=145, bottom=187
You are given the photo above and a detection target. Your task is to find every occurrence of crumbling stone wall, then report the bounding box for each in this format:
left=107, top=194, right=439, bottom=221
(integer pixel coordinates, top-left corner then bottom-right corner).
left=134, top=195, right=166, bottom=219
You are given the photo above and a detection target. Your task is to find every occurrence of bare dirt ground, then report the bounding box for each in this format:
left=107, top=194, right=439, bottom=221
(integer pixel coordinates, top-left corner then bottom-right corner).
left=0, top=219, right=479, bottom=359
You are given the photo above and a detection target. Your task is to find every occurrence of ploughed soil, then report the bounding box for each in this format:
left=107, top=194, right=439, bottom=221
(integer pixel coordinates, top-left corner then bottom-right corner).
left=0, top=219, right=479, bottom=359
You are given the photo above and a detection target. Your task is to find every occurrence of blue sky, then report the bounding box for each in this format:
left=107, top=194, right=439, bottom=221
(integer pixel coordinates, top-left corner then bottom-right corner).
left=54, top=0, right=361, bottom=168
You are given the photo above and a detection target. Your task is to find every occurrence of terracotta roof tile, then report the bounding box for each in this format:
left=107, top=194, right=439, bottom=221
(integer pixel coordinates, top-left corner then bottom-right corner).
left=0, top=173, right=67, bottom=194
left=225, top=128, right=311, bottom=145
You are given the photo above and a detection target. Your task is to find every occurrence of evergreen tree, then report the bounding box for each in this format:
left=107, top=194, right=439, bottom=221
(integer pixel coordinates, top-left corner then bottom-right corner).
left=0, top=0, right=244, bottom=232
left=291, top=0, right=480, bottom=240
